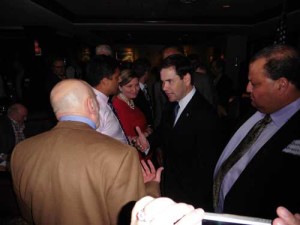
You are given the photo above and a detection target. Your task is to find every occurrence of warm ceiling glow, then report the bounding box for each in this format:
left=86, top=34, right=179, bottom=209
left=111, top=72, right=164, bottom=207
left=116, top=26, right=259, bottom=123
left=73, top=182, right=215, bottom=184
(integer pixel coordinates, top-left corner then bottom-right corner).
left=180, top=0, right=197, bottom=4
left=222, top=4, right=231, bottom=8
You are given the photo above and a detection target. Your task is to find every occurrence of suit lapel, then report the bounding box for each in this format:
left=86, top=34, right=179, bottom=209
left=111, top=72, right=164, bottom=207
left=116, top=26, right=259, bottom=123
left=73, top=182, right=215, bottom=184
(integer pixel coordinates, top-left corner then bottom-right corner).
left=250, top=109, right=300, bottom=162
left=231, top=109, right=300, bottom=185
left=173, top=92, right=198, bottom=129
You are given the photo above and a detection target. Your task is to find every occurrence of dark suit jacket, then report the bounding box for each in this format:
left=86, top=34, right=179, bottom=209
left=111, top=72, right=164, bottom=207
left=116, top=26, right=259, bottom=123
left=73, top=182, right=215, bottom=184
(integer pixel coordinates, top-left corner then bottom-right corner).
left=134, top=88, right=154, bottom=127
left=223, top=109, right=300, bottom=219
left=156, top=90, right=221, bottom=210
left=215, top=74, right=233, bottom=109
left=0, top=115, right=15, bottom=154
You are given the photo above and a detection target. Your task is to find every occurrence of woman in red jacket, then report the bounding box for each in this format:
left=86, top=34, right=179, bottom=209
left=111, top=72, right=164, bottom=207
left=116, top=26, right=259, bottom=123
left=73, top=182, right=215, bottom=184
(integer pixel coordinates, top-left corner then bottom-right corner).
left=112, top=69, right=153, bottom=159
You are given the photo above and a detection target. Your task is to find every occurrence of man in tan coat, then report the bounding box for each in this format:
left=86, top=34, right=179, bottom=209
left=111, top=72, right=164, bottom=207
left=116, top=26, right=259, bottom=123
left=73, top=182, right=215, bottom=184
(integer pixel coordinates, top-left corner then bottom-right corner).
left=10, top=79, right=159, bottom=225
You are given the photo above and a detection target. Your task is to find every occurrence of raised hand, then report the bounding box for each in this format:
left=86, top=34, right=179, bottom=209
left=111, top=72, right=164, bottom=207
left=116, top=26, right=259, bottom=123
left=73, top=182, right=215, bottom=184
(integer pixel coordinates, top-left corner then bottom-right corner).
left=141, top=159, right=163, bottom=183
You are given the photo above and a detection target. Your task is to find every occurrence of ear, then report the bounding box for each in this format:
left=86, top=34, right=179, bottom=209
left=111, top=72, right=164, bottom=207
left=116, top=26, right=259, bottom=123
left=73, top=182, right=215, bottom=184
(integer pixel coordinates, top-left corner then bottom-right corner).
left=119, top=85, right=122, bottom=93
left=183, top=73, right=191, bottom=86
left=277, top=77, right=289, bottom=93
left=102, top=77, right=109, bottom=86
left=87, top=97, right=98, bottom=114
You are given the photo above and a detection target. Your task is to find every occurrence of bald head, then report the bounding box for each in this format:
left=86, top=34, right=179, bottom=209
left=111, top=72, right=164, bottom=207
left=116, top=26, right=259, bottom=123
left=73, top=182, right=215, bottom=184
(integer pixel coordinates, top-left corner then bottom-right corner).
left=50, top=79, right=99, bottom=127
left=7, top=103, right=28, bottom=124
left=95, top=44, right=113, bottom=56
left=162, top=46, right=184, bottom=59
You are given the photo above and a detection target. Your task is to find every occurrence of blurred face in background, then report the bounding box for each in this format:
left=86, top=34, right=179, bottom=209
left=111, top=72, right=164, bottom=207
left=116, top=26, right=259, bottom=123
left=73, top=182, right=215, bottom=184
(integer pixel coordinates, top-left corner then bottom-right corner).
left=17, top=107, right=28, bottom=124
left=52, top=60, right=66, bottom=78
left=8, top=104, right=28, bottom=125
left=119, top=77, right=140, bottom=100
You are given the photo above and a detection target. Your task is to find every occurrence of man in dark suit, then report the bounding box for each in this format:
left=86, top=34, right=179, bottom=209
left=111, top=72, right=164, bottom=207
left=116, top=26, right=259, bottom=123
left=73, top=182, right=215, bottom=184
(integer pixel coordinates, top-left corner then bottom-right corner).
left=45, top=57, right=67, bottom=95
left=155, top=54, right=220, bottom=210
left=213, top=44, right=300, bottom=219
left=133, top=58, right=154, bottom=128
left=0, top=103, right=27, bottom=158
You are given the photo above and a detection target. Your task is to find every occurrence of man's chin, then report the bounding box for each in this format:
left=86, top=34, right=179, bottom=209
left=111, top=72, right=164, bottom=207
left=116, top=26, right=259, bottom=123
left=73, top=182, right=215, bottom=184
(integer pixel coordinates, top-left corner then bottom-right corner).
left=167, top=98, right=176, bottom=102
left=165, top=94, right=175, bottom=102
left=250, top=100, right=256, bottom=107
left=251, top=102, right=265, bottom=113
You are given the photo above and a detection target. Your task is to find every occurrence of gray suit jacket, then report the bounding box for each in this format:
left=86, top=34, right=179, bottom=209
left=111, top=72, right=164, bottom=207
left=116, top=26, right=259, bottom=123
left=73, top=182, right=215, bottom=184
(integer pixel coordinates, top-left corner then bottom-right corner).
left=193, top=72, right=216, bottom=107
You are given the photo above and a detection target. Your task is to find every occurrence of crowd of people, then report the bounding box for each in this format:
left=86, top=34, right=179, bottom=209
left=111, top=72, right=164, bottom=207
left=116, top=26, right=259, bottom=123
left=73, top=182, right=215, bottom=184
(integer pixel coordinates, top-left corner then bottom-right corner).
left=1, top=43, right=300, bottom=225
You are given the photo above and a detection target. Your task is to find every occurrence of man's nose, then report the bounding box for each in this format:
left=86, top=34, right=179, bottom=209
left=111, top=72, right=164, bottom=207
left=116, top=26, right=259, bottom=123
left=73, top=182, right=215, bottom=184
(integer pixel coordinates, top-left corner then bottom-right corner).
left=246, top=82, right=252, bottom=93
left=162, top=82, right=167, bottom=91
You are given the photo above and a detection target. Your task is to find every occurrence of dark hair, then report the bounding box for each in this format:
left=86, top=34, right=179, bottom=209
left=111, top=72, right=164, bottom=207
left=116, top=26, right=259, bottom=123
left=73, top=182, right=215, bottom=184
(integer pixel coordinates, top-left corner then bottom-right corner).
left=85, top=55, right=119, bottom=87
left=250, top=44, right=300, bottom=90
left=119, top=69, right=139, bottom=87
left=132, top=58, right=151, bottom=78
left=161, top=54, right=194, bottom=84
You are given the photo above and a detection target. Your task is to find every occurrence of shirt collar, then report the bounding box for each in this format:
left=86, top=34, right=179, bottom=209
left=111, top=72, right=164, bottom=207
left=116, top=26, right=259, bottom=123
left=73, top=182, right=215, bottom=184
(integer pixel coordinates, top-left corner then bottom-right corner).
left=59, top=115, right=96, bottom=129
left=139, top=82, right=145, bottom=90
left=93, top=88, right=109, bottom=103
left=178, top=86, right=196, bottom=110
left=269, top=97, right=300, bottom=127
left=9, top=117, right=18, bottom=124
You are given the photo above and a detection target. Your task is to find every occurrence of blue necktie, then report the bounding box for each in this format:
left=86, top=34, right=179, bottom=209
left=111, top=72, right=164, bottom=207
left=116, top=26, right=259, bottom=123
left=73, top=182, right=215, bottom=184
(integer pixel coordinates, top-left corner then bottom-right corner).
left=174, top=102, right=180, bottom=121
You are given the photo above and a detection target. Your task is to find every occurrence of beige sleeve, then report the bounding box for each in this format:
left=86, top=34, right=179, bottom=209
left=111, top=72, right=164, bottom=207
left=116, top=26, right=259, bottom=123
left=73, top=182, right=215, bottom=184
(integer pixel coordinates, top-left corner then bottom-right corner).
left=106, top=147, right=146, bottom=225
left=145, top=181, right=160, bottom=198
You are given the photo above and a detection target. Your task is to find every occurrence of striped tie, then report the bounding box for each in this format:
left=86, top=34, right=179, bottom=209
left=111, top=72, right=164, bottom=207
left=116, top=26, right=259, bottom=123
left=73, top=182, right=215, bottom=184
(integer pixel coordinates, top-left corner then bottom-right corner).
left=213, top=114, right=272, bottom=210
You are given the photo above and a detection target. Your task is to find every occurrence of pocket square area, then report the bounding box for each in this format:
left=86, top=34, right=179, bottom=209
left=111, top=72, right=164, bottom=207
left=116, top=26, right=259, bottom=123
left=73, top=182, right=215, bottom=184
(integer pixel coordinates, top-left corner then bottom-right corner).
left=282, top=140, right=300, bottom=156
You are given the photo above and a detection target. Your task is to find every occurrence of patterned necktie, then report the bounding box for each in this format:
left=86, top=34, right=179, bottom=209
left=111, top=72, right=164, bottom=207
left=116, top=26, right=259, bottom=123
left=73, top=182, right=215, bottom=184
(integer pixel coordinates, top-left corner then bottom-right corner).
left=143, top=84, right=154, bottom=119
left=143, top=84, right=150, bottom=101
left=213, top=114, right=272, bottom=209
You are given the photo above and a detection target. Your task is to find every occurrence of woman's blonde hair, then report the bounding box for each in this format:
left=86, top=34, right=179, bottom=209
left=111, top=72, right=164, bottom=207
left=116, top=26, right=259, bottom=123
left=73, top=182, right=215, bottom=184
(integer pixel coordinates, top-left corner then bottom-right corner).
left=119, top=69, right=139, bottom=87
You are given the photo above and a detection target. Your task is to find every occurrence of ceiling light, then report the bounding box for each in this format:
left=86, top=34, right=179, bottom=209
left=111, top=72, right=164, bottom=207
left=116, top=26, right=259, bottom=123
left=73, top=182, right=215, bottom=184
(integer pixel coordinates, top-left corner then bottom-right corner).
left=180, top=0, right=197, bottom=4
left=222, top=5, right=231, bottom=8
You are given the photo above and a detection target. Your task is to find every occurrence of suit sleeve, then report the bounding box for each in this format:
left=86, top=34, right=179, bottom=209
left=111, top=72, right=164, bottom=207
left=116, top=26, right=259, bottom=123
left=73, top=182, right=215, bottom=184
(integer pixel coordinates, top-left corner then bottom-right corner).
left=105, top=146, right=146, bottom=225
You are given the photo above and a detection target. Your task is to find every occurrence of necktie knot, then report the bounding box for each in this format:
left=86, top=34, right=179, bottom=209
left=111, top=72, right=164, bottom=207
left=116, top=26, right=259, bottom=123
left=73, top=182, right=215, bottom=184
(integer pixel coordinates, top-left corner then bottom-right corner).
left=261, top=114, right=272, bottom=125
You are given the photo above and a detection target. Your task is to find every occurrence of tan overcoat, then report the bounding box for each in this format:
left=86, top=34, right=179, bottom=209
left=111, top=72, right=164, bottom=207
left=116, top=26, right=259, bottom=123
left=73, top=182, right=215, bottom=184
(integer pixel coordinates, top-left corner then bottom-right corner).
left=11, top=121, right=158, bottom=225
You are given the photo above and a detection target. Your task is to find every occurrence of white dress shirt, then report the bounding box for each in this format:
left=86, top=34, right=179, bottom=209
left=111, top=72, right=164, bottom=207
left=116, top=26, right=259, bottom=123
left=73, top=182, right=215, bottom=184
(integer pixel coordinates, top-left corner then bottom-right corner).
left=93, top=88, right=128, bottom=144
left=174, top=87, right=196, bottom=125
left=139, top=82, right=150, bottom=100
